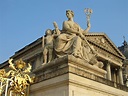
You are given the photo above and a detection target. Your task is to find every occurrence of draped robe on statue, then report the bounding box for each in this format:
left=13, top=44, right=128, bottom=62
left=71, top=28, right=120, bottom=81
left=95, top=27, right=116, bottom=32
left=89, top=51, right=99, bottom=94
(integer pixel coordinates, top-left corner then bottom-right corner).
left=53, top=10, right=103, bottom=68
left=54, top=20, right=92, bottom=61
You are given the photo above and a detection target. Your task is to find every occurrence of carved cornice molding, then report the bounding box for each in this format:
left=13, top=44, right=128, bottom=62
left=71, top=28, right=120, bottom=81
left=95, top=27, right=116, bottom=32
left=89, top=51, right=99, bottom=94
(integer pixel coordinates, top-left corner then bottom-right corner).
left=33, top=55, right=106, bottom=83
left=12, top=37, right=42, bottom=59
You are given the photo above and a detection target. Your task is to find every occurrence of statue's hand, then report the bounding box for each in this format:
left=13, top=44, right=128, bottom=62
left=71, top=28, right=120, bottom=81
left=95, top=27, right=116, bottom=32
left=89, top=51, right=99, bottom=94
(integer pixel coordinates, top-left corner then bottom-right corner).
left=83, top=21, right=91, bottom=35
left=53, top=21, right=61, bottom=35
left=53, top=21, right=58, bottom=29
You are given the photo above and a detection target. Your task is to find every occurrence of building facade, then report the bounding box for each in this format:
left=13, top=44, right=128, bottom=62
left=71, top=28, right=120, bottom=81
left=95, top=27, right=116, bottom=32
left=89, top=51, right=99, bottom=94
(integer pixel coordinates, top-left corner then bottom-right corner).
left=0, top=10, right=128, bottom=96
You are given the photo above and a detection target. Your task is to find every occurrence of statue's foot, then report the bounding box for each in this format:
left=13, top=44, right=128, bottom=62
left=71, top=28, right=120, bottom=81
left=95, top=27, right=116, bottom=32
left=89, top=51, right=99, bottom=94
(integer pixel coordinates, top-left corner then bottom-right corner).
left=42, top=62, right=46, bottom=65
left=48, top=61, right=51, bottom=63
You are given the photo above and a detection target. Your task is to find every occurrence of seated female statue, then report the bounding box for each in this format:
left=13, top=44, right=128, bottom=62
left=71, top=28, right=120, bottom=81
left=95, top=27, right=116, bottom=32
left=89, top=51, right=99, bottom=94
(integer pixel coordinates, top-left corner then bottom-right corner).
left=54, top=10, right=91, bottom=59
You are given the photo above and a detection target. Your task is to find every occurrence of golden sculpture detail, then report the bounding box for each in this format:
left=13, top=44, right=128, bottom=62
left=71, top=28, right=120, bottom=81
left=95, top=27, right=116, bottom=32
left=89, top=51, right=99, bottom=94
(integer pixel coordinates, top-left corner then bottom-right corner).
left=0, top=58, right=34, bottom=96
left=0, top=69, right=7, bottom=95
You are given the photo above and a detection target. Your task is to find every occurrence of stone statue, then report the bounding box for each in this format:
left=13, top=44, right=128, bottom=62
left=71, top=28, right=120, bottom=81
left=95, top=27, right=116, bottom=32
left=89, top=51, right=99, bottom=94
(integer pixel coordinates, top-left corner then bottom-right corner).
left=43, top=25, right=60, bottom=64
left=43, top=29, right=54, bottom=64
left=41, top=10, right=103, bottom=68
left=54, top=10, right=91, bottom=58
left=53, top=10, right=103, bottom=68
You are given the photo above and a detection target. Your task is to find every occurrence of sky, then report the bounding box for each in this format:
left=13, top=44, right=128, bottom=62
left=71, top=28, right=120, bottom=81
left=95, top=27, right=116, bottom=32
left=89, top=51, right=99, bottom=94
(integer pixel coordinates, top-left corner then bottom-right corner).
left=0, top=0, right=128, bottom=64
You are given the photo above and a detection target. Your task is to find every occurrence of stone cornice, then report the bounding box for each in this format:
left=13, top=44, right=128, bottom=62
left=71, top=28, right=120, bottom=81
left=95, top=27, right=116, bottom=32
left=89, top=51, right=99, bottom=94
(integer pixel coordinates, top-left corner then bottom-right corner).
left=33, top=55, right=106, bottom=78
left=12, top=37, right=42, bottom=59
left=32, top=55, right=128, bottom=92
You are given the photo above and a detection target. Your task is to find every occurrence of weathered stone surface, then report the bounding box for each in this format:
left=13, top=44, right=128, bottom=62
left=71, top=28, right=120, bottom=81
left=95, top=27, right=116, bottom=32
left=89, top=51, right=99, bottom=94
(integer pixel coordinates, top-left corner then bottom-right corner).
left=31, top=56, right=128, bottom=96
left=33, top=55, right=106, bottom=79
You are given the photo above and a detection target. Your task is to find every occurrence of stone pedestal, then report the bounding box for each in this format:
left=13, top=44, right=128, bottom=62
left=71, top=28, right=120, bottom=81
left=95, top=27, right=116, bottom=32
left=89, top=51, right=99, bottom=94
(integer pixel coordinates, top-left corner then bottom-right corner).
left=31, top=55, right=128, bottom=96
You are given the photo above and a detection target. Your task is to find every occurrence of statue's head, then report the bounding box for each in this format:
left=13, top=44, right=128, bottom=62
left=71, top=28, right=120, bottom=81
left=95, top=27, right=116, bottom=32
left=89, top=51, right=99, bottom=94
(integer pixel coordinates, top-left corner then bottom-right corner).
left=66, top=10, right=74, bottom=17
left=45, top=29, right=52, bottom=35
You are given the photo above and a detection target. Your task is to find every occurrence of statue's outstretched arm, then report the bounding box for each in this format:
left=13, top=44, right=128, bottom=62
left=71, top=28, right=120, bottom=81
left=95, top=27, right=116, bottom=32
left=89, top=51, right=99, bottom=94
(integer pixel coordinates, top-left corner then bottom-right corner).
left=83, top=21, right=91, bottom=35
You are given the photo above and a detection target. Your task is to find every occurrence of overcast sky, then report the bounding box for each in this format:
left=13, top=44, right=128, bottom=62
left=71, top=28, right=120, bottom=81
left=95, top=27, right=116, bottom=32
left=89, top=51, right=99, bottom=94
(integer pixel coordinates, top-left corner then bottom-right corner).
left=0, top=0, right=128, bottom=63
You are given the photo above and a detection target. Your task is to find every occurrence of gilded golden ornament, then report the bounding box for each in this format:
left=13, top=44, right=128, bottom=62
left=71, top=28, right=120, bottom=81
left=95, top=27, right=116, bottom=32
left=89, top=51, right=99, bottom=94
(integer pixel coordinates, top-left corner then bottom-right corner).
left=0, top=58, right=34, bottom=96
left=8, top=58, right=34, bottom=96
left=15, top=59, right=26, bottom=69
